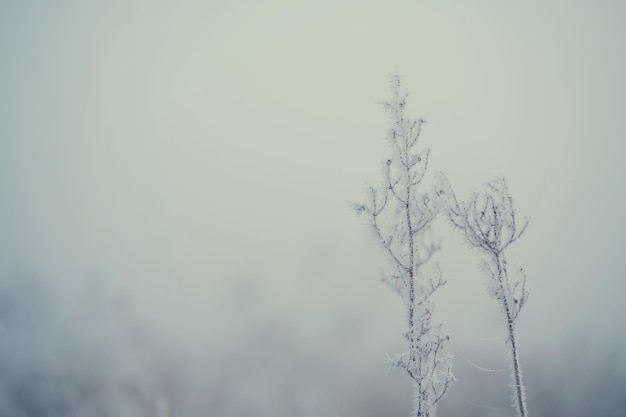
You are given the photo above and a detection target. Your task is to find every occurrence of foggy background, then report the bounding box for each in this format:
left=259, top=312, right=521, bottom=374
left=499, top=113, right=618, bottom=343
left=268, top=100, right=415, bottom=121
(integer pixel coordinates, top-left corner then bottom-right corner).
left=1, top=1, right=625, bottom=416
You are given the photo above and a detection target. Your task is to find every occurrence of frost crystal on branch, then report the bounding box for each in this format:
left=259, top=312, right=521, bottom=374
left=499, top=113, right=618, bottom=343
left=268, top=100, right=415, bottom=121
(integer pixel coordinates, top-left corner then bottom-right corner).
left=353, top=75, right=453, bottom=417
left=439, top=175, right=530, bottom=417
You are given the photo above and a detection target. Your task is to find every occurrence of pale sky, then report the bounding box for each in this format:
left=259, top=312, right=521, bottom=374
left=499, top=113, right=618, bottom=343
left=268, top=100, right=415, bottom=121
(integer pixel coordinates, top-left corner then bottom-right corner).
left=1, top=1, right=625, bottom=416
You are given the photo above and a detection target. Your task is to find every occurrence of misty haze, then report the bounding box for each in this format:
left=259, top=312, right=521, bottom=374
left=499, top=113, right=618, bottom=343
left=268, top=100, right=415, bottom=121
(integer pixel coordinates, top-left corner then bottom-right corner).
left=1, top=1, right=626, bottom=416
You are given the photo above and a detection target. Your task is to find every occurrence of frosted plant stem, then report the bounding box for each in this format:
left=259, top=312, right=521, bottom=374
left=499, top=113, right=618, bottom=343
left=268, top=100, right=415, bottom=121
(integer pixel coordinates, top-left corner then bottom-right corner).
left=438, top=175, right=530, bottom=417
left=495, top=254, right=527, bottom=417
left=353, top=74, right=453, bottom=417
